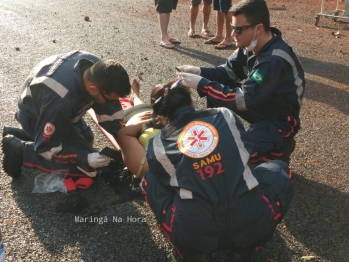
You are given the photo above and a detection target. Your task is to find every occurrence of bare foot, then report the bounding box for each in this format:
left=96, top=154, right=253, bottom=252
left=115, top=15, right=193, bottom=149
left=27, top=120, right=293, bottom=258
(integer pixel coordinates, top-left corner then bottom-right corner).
left=160, top=37, right=172, bottom=46
left=188, top=29, right=196, bottom=38
left=130, top=79, right=143, bottom=106
left=131, top=78, right=140, bottom=97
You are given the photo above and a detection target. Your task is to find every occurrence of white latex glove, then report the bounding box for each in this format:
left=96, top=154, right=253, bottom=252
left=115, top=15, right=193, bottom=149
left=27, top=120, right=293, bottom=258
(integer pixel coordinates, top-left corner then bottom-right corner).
left=87, top=152, right=110, bottom=168
left=179, top=72, right=203, bottom=89
left=177, top=65, right=201, bottom=75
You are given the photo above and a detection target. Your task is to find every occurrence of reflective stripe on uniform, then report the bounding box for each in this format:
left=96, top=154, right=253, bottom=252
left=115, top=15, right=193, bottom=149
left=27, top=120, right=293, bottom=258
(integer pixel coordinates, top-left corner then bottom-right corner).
left=38, top=143, right=63, bottom=160
left=179, top=188, right=193, bottom=199
left=31, top=54, right=60, bottom=77
left=21, top=86, right=32, bottom=99
left=20, top=53, right=73, bottom=99
left=71, top=102, right=94, bottom=123
left=30, top=76, right=69, bottom=98
left=152, top=134, right=179, bottom=187
left=296, top=84, right=304, bottom=107
left=46, top=50, right=78, bottom=76
left=220, top=108, right=259, bottom=190
left=235, top=87, right=247, bottom=111
left=95, top=110, right=124, bottom=123
left=272, top=49, right=304, bottom=106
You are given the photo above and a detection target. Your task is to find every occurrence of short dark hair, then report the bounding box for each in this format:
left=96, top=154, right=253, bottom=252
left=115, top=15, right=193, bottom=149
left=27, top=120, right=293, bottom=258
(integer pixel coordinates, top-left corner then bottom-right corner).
left=87, top=59, right=131, bottom=98
left=230, top=0, right=270, bottom=32
left=151, top=79, right=192, bottom=121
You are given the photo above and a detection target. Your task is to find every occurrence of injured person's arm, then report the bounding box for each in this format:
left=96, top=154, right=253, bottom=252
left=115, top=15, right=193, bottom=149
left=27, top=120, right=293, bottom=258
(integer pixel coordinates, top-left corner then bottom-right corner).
left=117, top=119, right=152, bottom=178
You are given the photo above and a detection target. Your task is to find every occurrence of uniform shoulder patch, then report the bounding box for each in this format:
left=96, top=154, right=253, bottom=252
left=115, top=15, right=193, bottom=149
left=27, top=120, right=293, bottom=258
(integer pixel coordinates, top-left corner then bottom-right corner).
left=44, top=123, right=56, bottom=136
left=251, top=71, right=264, bottom=84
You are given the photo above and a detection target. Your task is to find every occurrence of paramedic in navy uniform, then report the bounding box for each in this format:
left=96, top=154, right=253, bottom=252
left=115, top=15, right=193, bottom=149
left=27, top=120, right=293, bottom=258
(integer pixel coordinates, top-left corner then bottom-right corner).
left=2, top=50, right=132, bottom=212
left=141, top=79, right=293, bottom=262
left=178, top=0, right=305, bottom=165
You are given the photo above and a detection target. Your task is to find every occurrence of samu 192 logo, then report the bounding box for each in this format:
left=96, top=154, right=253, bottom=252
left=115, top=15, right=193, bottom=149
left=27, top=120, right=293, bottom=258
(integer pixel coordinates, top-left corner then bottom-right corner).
left=177, top=121, right=219, bottom=158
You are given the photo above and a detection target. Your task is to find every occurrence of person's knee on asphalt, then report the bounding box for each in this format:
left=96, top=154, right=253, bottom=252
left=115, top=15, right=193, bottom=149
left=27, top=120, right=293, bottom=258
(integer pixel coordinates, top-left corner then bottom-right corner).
left=140, top=79, right=293, bottom=261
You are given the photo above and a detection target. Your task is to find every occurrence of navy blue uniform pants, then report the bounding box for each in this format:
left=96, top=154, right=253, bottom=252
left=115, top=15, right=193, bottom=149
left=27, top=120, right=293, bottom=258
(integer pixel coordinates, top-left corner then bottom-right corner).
left=17, top=114, right=95, bottom=177
left=141, top=160, right=293, bottom=259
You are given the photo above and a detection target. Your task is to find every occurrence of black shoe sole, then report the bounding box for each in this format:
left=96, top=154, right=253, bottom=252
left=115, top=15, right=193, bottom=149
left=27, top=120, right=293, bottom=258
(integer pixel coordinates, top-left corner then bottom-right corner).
left=3, top=126, right=32, bottom=141
left=2, top=135, right=24, bottom=178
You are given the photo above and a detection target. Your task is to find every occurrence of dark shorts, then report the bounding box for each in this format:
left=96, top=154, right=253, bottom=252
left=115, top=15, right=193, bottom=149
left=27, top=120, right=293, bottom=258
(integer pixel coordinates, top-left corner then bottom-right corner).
left=191, top=0, right=212, bottom=7
left=155, top=0, right=178, bottom=13
left=213, top=0, right=232, bottom=13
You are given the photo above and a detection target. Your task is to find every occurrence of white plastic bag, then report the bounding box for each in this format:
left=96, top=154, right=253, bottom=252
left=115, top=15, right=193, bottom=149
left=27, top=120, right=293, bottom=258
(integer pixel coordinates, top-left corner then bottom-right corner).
left=32, top=169, right=68, bottom=194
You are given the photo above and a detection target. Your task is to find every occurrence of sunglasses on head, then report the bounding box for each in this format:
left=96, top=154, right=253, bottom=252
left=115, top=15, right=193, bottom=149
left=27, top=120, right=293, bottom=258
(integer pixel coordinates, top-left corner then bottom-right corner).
left=230, top=24, right=256, bottom=34
left=154, top=79, right=183, bottom=104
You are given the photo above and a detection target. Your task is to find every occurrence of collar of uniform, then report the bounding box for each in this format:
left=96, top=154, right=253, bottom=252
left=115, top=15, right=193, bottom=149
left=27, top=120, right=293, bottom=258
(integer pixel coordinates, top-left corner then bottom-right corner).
left=255, top=27, right=281, bottom=56
left=244, top=27, right=282, bottom=58
left=161, top=106, right=195, bottom=136
left=171, top=106, right=195, bottom=123
left=74, top=58, right=95, bottom=103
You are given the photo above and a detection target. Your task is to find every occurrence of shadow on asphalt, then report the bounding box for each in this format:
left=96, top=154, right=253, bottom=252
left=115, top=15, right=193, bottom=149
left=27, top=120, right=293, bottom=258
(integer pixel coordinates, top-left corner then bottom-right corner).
left=300, top=56, right=348, bottom=87
left=303, top=78, right=348, bottom=115
left=173, top=45, right=233, bottom=66
left=300, top=55, right=348, bottom=115
left=283, top=174, right=349, bottom=261
left=10, top=171, right=169, bottom=261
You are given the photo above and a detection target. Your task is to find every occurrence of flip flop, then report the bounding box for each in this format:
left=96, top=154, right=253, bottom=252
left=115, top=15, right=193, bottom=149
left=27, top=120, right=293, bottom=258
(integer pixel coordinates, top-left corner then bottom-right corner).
left=188, top=30, right=196, bottom=38
left=201, top=29, right=211, bottom=37
left=160, top=42, right=175, bottom=49
left=169, top=38, right=181, bottom=43
left=214, top=43, right=233, bottom=49
left=204, top=39, right=222, bottom=44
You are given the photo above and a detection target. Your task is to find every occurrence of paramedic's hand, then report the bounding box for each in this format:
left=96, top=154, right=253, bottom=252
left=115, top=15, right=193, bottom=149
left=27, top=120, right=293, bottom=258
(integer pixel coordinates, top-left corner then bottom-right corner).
left=179, top=72, right=203, bottom=90
left=177, top=65, right=201, bottom=75
left=87, top=152, right=110, bottom=168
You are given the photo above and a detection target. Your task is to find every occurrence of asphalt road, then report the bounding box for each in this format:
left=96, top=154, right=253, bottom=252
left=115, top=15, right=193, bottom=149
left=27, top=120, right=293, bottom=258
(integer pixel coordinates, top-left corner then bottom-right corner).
left=0, top=0, right=348, bottom=261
